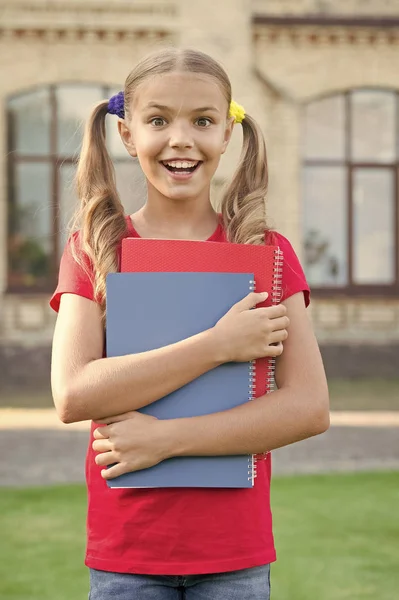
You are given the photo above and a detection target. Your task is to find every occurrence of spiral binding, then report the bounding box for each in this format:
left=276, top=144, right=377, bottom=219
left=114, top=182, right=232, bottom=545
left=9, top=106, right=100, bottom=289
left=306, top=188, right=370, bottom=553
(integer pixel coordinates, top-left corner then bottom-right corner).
left=270, top=248, right=284, bottom=306
left=248, top=277, right=257, bottom=483
left=267, top=248, right=284, bottom=398
left=249, top=247, right=284, bottom=475
left=247, top=357, right=257, bottom=483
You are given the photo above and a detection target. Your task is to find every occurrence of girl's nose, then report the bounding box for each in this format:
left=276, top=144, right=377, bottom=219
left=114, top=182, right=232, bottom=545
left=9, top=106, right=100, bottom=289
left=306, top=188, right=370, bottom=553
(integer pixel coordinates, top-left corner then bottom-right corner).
left=168, top=122, right=194, bottom=149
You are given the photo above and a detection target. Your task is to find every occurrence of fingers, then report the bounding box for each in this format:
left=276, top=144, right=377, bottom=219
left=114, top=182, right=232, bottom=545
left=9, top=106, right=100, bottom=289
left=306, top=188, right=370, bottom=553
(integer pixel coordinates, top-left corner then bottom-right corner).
left=266, top=342, right=284, bottom=357
left=236, top=298, right=287, bottom=319
left=92, top=438, right=112, bottom=452
left=268, top=329, right=288, bottom=344
left=232, top=293, right=289, bottom=316
left=267, top=315, right=290, bottom=332
left=95, top=411, right=136, bottom=425
left=95, top=451, right=116, bottom=467
left=93, top=425, right=109, bottom=439
left=252, top=312, right=289, bottom=338
left=234, top=292, right=268, bottom=311
left=256, top=304, right=288, bottom=319
left=101, top=462, right=130, bottom=480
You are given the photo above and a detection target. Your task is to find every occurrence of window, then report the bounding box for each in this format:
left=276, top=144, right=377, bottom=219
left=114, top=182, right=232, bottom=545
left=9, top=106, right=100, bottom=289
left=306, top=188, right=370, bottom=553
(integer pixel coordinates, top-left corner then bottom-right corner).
left=302, top=90, right=398, bottom=295
left=7, top=84, right=145, bottom=292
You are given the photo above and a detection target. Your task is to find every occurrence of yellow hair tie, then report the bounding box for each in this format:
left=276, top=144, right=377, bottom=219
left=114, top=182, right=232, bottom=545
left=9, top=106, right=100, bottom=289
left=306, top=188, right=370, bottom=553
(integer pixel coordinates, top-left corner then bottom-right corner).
left=229, top=100, right=246, bottom=124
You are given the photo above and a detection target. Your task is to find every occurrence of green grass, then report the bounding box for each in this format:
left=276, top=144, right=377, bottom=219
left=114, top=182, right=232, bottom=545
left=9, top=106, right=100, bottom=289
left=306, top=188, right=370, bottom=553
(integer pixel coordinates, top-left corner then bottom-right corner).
left=0, top=486, right=87, bottom=600
left=1, top=472, right=398, bottom=599
left=271, top=472, right=399, bottom=600
left=2, top=378, right=399, bottom=411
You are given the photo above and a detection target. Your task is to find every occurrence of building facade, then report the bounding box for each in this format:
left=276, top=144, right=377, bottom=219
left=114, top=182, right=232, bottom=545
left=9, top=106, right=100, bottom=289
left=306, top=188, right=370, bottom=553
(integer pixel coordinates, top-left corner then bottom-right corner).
left=1, top=0, right=399, bottom=391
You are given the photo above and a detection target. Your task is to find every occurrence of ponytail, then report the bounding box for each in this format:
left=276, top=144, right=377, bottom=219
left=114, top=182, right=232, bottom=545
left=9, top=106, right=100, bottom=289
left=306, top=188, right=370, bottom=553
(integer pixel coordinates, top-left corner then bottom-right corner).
left=71, top=100, right=127, bottom=323
left=221, top=113, right=269, bottom=246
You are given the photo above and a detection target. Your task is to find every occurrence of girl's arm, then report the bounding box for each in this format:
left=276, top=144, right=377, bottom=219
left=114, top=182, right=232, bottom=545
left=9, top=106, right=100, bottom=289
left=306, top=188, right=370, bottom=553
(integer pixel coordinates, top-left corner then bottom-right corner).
left=51, top=291, right=287, bottom=424
left=51, top=293, right=219, bottom=423
left=93, top=292, right=329, bottom=479
left=165, top=292, right=329, bottom=457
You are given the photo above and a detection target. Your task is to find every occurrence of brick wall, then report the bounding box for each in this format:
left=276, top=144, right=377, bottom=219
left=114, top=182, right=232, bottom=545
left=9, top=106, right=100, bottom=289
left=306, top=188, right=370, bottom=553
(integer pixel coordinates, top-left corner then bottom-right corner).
left=0, top=0, right=398, bottom=385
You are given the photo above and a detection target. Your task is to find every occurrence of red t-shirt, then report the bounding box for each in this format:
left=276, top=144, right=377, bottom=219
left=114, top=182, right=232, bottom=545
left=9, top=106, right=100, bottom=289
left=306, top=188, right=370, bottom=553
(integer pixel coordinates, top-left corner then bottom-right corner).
left=50, top=215, right=310, bottom=576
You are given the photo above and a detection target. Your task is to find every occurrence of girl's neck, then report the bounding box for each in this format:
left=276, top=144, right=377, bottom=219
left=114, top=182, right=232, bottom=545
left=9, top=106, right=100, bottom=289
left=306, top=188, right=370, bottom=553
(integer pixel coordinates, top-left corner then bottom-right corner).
left=130, top=200, right=220, bottom=242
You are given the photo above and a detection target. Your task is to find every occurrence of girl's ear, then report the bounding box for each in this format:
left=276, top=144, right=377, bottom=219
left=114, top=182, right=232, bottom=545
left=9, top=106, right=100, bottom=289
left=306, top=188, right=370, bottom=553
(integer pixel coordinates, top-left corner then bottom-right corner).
left=221, top=116, right=235, bottom=155
left=118, top=120, right=137, bottom=158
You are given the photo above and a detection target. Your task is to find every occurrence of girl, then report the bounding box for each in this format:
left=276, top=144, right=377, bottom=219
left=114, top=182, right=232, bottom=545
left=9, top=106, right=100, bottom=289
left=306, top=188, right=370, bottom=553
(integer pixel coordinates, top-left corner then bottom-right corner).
left=50, top=48, right=329, bottom=599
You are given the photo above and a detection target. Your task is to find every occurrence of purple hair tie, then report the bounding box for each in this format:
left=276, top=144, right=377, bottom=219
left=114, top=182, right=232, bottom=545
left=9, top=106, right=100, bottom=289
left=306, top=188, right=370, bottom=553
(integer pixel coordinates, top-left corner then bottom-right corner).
left=108, top=91, right=125, bottom=119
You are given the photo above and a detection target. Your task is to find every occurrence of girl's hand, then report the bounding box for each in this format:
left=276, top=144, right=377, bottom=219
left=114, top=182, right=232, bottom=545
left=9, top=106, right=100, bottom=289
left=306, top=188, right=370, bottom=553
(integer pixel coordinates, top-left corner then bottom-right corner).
left=212, top=292, right=289, bottom=363
left=92, top=412, right=169, bottom=479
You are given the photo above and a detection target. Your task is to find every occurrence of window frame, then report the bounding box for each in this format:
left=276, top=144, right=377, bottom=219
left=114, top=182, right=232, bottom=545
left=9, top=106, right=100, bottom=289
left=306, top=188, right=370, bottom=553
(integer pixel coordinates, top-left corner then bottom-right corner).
left=302, top=89, right=399, bottom=297
left=6, top=83, right=130, bottom=294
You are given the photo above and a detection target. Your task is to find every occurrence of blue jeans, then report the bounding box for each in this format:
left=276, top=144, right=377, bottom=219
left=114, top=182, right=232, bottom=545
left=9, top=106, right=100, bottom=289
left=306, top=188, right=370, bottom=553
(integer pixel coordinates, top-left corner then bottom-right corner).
left=89, top=564, right=271, bottom=599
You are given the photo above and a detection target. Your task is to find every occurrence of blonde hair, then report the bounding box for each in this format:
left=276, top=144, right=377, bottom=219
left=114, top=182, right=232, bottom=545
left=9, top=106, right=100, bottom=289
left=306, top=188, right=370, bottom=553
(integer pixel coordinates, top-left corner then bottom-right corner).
left=72, top=47, right=269, bottom=322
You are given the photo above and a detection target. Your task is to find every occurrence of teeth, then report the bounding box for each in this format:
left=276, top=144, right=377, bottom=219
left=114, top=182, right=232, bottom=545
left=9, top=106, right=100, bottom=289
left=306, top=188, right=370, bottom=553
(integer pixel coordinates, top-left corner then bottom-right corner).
left=164, top=161, right=198, bottom=169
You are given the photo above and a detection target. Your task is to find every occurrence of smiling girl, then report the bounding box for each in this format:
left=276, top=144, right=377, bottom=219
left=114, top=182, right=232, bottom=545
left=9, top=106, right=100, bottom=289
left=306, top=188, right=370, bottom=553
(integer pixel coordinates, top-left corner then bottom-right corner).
left=50, top=48, right=329, bottom=600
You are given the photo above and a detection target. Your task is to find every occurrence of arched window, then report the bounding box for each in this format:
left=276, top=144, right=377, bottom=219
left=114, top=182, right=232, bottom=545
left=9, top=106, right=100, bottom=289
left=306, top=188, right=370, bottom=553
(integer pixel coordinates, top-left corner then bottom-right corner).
left=7, top=84, right=144, bottom=292
left=302, top=89, right=398, bottom=295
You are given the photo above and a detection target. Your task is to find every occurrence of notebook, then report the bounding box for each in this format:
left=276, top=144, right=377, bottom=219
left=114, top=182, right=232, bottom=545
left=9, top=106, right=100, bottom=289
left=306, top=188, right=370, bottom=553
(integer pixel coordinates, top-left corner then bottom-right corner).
left=106, top=271, right=257, bottom=488
left=120, top=237, right=284, bottom=402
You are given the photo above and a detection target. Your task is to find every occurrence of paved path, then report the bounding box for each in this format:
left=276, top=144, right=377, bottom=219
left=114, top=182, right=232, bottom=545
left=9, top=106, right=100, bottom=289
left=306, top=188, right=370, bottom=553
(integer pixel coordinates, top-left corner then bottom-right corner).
left=1, top=409, right=398, bottom=487
left=2, top=408, right=399, bottom=429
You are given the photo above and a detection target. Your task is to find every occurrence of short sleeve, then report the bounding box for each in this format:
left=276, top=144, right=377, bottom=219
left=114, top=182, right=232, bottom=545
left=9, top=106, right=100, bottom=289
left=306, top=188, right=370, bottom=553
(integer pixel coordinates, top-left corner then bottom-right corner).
left=49, top=233, right=95, bottom=313
left=267, top=231, right=310, bottom=307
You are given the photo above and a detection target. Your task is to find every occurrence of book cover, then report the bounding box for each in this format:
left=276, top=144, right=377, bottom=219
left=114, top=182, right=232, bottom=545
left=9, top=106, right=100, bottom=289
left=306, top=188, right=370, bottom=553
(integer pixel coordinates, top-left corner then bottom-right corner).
left=106, top=271, right=256, bottom=488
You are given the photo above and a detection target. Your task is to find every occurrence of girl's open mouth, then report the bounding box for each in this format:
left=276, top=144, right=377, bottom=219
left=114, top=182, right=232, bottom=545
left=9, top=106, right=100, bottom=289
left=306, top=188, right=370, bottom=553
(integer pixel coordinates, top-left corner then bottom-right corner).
left=161, top=160, right=202, bottom=179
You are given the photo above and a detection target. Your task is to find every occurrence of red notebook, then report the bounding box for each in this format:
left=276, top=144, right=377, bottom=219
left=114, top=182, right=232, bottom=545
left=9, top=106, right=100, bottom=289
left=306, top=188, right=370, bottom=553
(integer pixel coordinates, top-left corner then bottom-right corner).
left=120, top=238, right=283, bottom=401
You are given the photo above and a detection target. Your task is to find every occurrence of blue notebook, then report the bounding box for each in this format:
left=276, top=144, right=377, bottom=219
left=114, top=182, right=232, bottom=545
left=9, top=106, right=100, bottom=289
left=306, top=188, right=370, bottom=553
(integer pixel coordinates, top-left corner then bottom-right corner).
left=105, top=271, right=256, bottom=488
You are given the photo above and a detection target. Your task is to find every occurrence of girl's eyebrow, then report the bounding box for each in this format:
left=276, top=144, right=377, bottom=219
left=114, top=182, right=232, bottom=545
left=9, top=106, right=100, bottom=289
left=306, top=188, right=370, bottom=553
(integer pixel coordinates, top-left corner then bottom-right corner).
left=143, top=102, right=220, bottom=113
left=193, top=106, right=220, bottom=113
left=143, top=103, right=170, bottom=111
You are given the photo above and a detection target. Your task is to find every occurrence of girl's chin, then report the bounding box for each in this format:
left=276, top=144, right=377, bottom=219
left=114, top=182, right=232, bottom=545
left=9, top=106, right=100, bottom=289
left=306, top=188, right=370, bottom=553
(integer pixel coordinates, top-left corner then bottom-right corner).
left=149, top=178, right=208, bottom=200
left=153, top=188, right=206, bottom=203
left=160, top=188, right=200, bottom=201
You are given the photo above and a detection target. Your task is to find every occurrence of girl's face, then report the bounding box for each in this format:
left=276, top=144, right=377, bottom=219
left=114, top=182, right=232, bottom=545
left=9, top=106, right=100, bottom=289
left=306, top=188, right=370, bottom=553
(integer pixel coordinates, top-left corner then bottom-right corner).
left=119, top=72, right=234, bottom=203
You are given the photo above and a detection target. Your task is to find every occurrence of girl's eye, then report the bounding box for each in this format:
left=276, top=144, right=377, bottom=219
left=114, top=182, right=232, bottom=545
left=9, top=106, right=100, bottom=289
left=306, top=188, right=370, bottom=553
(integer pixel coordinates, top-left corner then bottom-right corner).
left=196, top=117, right=212, bottom=128
left=150, top=117, right=166, bottom=127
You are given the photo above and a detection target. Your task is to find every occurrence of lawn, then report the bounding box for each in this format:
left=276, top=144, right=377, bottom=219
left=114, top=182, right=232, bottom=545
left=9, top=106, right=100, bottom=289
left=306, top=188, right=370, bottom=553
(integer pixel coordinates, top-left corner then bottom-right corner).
left=1, top=472, right=398, bottom=600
